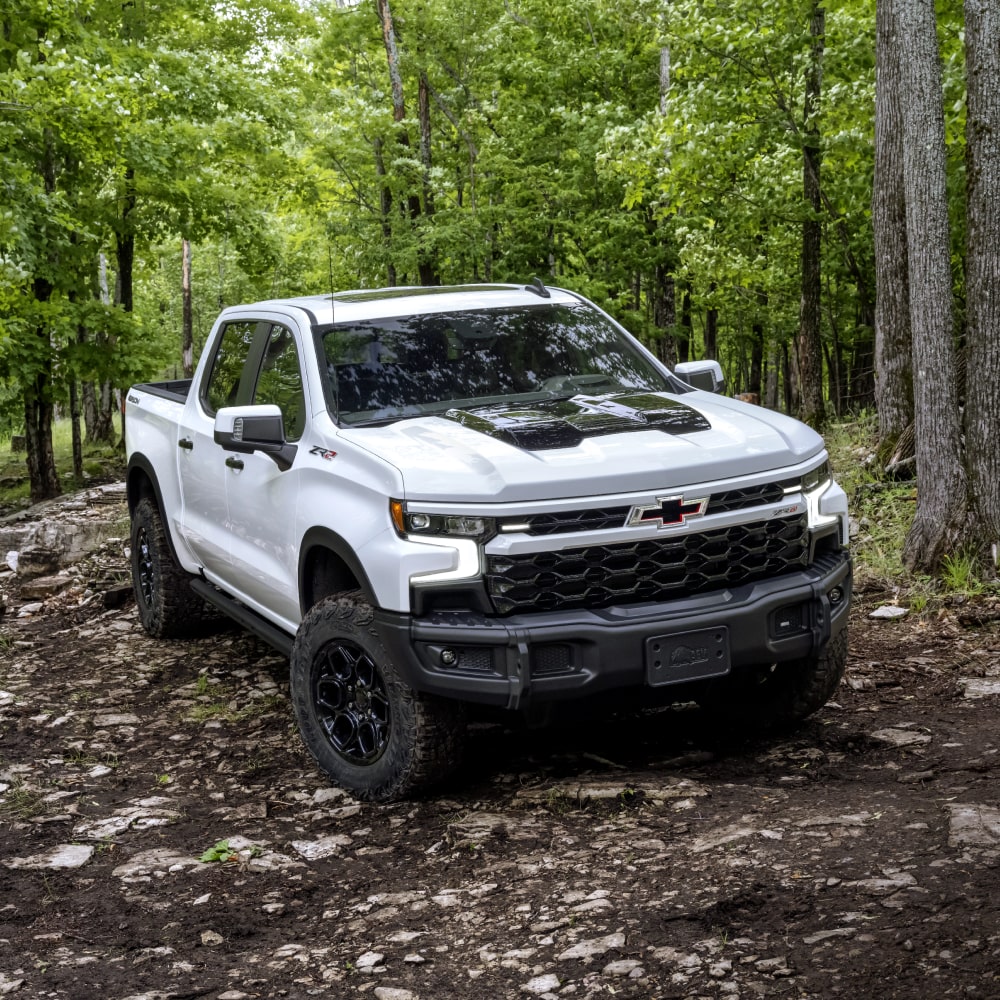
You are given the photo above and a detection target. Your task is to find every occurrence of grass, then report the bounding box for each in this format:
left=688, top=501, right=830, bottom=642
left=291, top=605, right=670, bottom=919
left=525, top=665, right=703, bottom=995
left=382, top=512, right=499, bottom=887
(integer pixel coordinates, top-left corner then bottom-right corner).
left=0, top=416, right=126, bottom=512
left=825, top=412, right=997, bottom=610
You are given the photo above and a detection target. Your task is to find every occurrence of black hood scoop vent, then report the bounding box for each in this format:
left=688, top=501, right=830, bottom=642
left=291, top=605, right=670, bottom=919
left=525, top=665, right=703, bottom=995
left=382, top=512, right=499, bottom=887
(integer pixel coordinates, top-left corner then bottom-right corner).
left=442, top=392, right=711, bottom=451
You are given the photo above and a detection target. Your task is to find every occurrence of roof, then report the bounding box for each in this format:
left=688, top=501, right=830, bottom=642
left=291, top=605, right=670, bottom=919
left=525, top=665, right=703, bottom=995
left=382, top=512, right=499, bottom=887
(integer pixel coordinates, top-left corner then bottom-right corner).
left=238, top=282, right=581, bottom=326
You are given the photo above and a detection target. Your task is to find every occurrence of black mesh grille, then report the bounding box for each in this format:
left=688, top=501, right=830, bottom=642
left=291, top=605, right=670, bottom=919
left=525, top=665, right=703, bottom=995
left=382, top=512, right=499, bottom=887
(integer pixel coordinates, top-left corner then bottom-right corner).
left=486, top=514, right=809, bottom=615
left=532, top=644, right=573, bottom=677
left=455, top=648, right=495, bottom=673
left=505, top=481, right=795, bottom=535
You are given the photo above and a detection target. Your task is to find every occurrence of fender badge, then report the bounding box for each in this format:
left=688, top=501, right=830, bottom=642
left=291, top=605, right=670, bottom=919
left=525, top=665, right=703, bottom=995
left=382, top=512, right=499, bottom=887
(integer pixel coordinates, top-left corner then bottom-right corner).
left=309, top=446, right=337, bottom=461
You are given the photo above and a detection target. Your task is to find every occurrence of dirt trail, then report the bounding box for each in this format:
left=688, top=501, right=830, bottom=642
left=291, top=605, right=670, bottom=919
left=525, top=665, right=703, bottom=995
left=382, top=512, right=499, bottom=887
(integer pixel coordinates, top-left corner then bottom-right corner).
left=1, top=489, right=999, bottom=1000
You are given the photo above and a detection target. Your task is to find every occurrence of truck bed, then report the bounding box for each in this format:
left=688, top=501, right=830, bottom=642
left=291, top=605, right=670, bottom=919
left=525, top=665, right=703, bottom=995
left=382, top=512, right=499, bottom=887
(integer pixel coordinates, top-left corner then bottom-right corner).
left=132, top=379, right=192, bottom=405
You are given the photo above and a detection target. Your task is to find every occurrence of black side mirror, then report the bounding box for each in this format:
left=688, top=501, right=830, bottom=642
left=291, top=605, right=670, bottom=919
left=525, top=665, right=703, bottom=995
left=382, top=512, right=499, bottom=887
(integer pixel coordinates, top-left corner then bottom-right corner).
left=214, top=405, right=297, bottom=471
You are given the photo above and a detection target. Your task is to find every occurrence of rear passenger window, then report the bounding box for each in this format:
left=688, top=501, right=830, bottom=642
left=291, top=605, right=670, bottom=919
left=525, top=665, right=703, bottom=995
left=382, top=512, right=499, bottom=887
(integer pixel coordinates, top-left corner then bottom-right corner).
left=253, top=325, right=306, bottom=442
left=204, top=321, right=258, bottom=414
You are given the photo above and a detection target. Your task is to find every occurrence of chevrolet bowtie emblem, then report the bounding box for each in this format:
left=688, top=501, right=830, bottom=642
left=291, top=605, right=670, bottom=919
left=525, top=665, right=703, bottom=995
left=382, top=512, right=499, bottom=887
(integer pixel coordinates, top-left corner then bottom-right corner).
left=626, top=495, right=709, bottom=528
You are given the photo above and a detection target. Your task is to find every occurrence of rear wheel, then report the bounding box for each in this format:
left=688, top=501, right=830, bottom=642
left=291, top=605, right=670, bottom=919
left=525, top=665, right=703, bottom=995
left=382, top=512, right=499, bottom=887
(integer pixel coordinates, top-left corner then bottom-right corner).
left=698, top=630, right=848, bottom=731
left=290, top=592, right=466, bottom=802
left=130, top=497, right=208, bottom=638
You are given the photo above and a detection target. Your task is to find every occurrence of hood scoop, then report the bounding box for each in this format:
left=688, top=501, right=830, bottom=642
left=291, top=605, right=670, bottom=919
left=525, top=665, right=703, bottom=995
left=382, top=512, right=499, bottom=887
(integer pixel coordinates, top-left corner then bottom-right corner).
left=443, top=392, right=711, bottom=450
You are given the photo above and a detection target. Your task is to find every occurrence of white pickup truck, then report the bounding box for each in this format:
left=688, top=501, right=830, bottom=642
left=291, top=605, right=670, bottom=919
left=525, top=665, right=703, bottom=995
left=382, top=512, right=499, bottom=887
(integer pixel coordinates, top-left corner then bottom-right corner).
left=125, top=281, right=851, bottom=801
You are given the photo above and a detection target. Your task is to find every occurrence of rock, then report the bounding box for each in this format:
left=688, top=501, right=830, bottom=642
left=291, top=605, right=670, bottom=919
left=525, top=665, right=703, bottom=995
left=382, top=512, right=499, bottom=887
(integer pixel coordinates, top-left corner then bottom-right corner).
left=959, top=678, right=1000, bottom=699
left=15, top=545, right=62, bottom=579
left=291, top=834, right=353, bottom=859
left=946, top=803, right=1000, bottom=848
left=356, top=951, right=385, bottom=970
left=18, top=574, right=71, bottom=599
left=201, top=930, right=224, bottom=946
left=17, top=602, right=43, bottom=618
left=869, top=605, right=909, bottom=620
left=603, top=960, right=643, bottom=977
left=5, top=551, right=17, bottom=572
left=6, top=844, right=94, bottom=870
left=871, top=727, right=931, bottom=748
left=103, top=584, right=133, bottom=609
left=557, top=933, right=625, bottom=961
left=522, top=973, right=561, bottom=993
left=374, top=990, right=415, bottom=1000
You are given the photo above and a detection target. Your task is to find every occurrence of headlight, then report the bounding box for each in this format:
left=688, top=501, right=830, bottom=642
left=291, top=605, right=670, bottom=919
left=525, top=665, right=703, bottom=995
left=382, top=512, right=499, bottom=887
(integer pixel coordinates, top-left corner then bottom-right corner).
left=801, top=460, right=831, bottom=493
left=390, top=501, right=496, bottom=541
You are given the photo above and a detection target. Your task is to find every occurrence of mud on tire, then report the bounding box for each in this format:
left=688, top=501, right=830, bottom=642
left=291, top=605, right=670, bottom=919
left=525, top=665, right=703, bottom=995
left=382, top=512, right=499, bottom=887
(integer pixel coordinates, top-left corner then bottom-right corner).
left=130, top=496, right=209, bottom=639
left=290, top=592, right=466, bottom=802
left=699, top=629, right=849, bottom=731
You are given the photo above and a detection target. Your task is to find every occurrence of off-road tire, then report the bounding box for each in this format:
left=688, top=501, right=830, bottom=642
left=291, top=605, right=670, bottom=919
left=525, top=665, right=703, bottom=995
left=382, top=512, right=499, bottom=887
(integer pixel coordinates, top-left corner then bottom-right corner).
left=290, top=592, right=466, bottom=802
left=699, top=629, right=848, bottom=731
left=130, top=496, right=208, bottom=639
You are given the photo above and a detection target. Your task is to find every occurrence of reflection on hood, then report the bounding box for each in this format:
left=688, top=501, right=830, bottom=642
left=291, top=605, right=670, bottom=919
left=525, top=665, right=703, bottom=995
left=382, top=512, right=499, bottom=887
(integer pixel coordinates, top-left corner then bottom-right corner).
left=442, top=392, right=711, bottom=450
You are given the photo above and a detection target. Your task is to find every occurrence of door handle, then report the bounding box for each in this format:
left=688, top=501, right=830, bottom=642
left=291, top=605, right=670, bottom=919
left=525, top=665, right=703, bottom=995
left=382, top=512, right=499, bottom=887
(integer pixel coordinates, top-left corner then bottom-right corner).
left=178, top=438, right=194, bottom=450
left=225, top=456, right=244, bottom=471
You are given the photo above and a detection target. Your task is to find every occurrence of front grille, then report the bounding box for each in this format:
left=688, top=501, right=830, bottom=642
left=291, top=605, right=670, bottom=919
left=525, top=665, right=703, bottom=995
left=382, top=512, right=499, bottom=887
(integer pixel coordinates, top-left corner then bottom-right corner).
left=504, top=480, right=796, bottom=536
left=707, top=481, right=791, bottom=514
left=486, top=514, right=809, bottom=615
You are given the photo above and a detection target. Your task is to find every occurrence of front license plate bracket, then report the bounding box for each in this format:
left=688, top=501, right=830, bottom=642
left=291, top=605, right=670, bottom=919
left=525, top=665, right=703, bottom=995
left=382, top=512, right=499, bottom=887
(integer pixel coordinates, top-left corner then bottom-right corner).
left=646, top=627, right=731, bottom=686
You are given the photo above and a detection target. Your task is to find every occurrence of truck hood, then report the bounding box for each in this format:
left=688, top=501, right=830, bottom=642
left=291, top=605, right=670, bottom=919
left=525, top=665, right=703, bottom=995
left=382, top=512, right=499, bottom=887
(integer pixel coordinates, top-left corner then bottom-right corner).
left=339, top=391, right=824, bottom=502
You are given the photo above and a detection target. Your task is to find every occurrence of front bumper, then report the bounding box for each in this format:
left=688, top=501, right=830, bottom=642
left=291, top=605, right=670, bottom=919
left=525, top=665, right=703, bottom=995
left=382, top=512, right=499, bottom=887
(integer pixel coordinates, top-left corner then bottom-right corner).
left=375, top=549, right=852, bottom=710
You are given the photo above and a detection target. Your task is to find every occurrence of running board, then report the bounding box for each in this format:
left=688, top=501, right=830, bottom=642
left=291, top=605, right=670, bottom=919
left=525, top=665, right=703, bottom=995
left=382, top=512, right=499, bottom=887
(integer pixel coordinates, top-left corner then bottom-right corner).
left=190, top=578, right=295, bottom=657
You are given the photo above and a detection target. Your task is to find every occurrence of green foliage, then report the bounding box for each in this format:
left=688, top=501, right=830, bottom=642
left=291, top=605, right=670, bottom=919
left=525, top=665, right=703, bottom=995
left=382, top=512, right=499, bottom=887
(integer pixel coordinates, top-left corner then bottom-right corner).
left=199, top=839, right=238, bottom=863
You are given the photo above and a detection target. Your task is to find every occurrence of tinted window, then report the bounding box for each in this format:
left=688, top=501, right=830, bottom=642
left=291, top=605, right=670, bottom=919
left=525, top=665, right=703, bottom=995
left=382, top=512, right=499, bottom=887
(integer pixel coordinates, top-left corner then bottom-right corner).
left=204, top=321, right=258, bottom=414
left=320, top=303, right=670, bottom=425
left=253, top=325, right=306, bottom=442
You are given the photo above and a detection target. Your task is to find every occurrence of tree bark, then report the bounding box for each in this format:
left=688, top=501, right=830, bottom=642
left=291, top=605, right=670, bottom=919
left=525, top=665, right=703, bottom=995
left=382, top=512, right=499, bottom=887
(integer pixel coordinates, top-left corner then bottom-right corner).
left=653, top=262, right=678, bottom=369
left=795, top=1, right=826, bottom=429
left=182, top=239, right=194, bottom=378
left=704, top=301, right=718, bottom=360
left=373, top=136, right=397, bottom=286
left=964, top=0, right=1000, bottom=559
left=873, top=0, right=914, bottom=456
left=897, top=0, right=969, bottom=571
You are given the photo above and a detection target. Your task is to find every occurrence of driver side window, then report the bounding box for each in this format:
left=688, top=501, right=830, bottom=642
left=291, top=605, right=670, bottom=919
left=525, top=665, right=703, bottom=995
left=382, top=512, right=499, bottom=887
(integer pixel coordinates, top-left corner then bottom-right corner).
left=253, top=325, right=306, bottom=442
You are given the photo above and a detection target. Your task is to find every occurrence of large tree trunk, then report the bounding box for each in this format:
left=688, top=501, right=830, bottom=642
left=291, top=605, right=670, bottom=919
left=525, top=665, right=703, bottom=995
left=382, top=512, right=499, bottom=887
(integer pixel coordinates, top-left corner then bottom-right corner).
left=796, top=0, right=825, bottom=429
left=897, top=0, right=969, bottom=571
left=375, top=0, right=437, bottom=286
left=873, top=0, right=914, bottom=457
left=704, top=301, right=718, bottom=360
left=963, top=0, right=1000, bottom=560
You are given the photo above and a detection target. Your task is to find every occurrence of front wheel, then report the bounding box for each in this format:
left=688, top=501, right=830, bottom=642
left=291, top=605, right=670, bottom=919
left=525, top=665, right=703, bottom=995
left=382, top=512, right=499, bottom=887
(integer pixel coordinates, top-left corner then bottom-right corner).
left=290, top=593, right=466, bottom=802
left=698, top=630, right=848, bottom=731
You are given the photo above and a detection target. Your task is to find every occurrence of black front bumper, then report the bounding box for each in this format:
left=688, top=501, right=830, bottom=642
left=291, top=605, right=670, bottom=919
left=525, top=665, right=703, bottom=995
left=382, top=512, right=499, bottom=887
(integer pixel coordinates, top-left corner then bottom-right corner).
left=375, top=549, right=852, bottom=710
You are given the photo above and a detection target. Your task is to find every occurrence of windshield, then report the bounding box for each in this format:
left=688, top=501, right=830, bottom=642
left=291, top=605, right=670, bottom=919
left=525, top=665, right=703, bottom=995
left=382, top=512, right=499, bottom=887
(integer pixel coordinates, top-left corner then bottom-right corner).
left=320, top=302, right=674, bottom=426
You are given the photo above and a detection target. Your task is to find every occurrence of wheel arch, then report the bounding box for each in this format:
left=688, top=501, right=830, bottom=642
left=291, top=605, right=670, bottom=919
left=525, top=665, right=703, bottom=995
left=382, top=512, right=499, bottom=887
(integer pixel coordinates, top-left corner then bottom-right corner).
left=298, top=527, right=379, bottom=616
left=126, top=455, right=185, bottom=565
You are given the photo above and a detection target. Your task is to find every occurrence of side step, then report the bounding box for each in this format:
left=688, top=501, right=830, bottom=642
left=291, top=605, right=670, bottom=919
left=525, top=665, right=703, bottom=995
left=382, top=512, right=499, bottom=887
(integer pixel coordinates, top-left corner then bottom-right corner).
left=190, top=578, right=295, bottom=657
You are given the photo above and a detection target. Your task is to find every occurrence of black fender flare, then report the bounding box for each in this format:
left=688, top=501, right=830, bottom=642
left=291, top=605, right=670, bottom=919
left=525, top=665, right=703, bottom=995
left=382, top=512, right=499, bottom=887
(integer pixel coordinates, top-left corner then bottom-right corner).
left=126, top=454, right=185, bottom=565
left=298, top=526, right=379, bottom=614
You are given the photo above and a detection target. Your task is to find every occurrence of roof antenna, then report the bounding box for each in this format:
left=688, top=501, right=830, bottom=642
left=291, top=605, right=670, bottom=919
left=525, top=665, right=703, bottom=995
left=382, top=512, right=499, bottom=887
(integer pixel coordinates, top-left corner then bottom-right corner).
left=526, top=275, right=550, bottom=298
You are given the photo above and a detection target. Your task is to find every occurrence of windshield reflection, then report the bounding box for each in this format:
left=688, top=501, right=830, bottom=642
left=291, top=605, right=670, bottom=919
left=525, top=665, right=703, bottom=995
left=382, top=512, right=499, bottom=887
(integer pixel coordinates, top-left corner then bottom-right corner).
left=320, top=303, right=671, bottom=425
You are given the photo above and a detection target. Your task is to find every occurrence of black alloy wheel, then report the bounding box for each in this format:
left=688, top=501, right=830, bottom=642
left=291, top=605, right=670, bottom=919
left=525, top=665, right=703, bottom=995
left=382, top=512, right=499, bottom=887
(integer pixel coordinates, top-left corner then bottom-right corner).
left=313, top=639, right=392, bottom=764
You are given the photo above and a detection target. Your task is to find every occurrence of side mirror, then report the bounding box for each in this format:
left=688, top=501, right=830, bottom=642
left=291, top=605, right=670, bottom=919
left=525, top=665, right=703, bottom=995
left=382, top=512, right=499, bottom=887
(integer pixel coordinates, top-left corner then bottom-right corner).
left=674, top=360, right=726, bottom=394
left=214, top=405, right=297, bottom=471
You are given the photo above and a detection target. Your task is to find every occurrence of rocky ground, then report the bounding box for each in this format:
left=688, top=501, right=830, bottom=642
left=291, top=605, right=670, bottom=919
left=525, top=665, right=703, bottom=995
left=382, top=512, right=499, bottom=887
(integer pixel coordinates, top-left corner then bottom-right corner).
left=1, top=487, right=1000, bottom=1000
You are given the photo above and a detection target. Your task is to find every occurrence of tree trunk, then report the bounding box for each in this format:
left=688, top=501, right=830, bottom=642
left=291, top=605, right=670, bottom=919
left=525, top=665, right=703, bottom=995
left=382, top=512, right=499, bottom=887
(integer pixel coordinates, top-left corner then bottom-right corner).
left=897, top=0, right=969, bottom=571
left=653, top=262, right=678, bottom=369
left=873, top=0, right=914, bottom=456
left=373, top=136, right=397, bottom=287
left=69, top=379, right=83, bottom=480
left=704, top=301, right=718, bottom=360
left=796, top=1, right=826, bottom=429
left=182, top=239, right=194, bottom=378
left=765, top=339, right=780, bottom=409
left=963, top=0, right=1000, bottom=560
left=679, top=286, right=692, bottom=363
